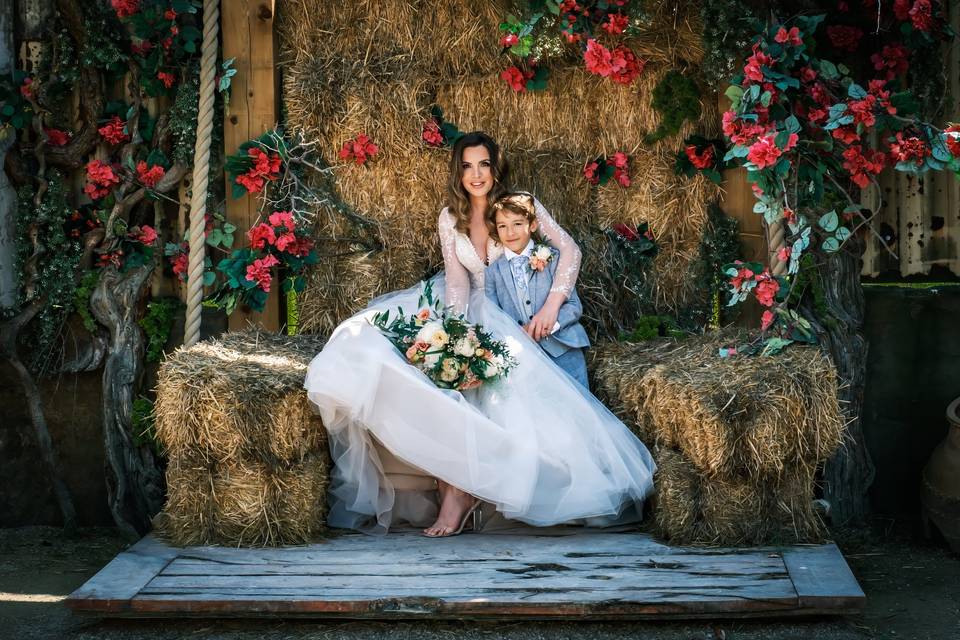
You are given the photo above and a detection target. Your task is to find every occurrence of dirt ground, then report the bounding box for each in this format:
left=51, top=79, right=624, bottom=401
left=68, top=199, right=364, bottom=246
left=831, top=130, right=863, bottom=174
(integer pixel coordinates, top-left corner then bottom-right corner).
left=0, top=521, right=957, bottom=640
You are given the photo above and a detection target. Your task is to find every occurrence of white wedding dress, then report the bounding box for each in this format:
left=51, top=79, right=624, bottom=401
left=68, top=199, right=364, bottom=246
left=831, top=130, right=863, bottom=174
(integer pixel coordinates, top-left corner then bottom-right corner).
left=304, top=199, right=656, bottom=533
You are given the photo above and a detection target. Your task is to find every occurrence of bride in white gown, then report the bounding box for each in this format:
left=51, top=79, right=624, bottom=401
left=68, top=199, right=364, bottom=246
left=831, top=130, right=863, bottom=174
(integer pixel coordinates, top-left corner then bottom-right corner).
left=304, top=132, right=656, bottom=536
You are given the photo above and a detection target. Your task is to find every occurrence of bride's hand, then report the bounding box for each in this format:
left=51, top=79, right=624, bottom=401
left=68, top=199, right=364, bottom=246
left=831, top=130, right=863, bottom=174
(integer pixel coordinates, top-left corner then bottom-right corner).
left=526, top=296, right=562, bottom=341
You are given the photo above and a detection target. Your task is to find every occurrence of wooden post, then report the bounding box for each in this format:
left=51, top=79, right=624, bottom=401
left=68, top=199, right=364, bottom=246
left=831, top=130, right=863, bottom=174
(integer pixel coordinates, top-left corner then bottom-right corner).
left=221, top=0, right=280, bottom=331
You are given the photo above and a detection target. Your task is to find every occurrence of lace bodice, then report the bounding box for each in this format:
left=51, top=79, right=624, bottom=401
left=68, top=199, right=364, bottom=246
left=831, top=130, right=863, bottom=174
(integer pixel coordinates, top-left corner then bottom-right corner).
left=437, top=197, right=582, bottom=314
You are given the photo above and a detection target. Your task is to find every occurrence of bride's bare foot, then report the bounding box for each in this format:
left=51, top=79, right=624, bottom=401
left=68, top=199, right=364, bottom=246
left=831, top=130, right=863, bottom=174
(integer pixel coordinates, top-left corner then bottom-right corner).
left=423, top=485, right=478, bottom=537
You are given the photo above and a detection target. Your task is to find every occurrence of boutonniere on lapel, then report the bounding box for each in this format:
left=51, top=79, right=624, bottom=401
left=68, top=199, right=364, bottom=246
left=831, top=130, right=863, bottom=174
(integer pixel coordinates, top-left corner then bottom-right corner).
left=528, top=243, right=553, bottom=272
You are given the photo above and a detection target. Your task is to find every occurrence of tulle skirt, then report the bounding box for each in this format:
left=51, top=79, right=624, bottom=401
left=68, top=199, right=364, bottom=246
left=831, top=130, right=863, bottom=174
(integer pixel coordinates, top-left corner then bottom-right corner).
left=304, top=273, right=656, bottom=533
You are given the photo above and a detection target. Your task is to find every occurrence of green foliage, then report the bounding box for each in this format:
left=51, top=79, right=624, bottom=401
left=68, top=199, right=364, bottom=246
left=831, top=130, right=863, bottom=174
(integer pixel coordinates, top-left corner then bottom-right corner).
left=695, top=204, right=741, bottom=314
left=620, top=315, right=686, bottom=342
left=169, top=62, right=200, bottom=165
left=0, top=71, right=34, bottom=131
left=700, top=0, right=759, bottom=88
left=139, top=298, right=182, bottom=363
left=80, top=3, right=129, bottom=77
left=10, top=173, right=83, bottom=375
left=646, top=71, right=701, bottom=143
left=73, top=270, right=101, bottom=333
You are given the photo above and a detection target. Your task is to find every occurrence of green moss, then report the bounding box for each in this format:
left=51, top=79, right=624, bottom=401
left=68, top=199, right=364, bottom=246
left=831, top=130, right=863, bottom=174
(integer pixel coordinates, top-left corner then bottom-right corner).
left=646, top=71, right=701, bottom=143
left=73, top=270, right=100, bottom=333
left=139, top=298, right=182, bottom=363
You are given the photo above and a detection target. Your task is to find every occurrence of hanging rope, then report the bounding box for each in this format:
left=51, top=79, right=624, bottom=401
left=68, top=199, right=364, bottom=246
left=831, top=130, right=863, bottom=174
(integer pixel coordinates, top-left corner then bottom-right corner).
left=768, top=221, right=788, bottom=276
left=184, top=0, right=220, bottom=347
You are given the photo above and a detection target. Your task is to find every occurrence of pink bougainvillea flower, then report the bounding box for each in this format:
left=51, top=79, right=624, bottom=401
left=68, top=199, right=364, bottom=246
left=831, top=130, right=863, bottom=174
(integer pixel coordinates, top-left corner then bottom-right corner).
left=236, top=172, right=265, bottom=193
left=339, top=133, right=379, bottom=164
left=774, top=26, right=803, bottom=46
left=685, top=145, right=715, bottom=170
left=754, top=271, right=780, bottom=307
left=889, top=132, right=930, bottom=166
left=609, top=46, right=644, bottom=85
left=584, top=39, right=614, bottom=77
left=760, top=310, right=775, bottom=331
left=245, top=254, right=281, bottom=293
left=274, top=232, right=297, bottom=253
left=136, top=161, right=165, bottom=188
left=164, top=9, right=177, bottom=20
left=422, top=118, right=444, bottom=146
left=84, top=159, right=120, bottom=200
left=909, top=0, right=934, bottom=31
left=171, top=249, right=189, bottom=281
left=110, top=0, right=139, bottom=19
left=730, top=266, right=755, bottom=290
left=842, top=145, right=886, bottom=188
left=582, top=161, right=601, bottom=185
left=746, top=135, right=790, bottom=169
left=19, top=77, right=34, bottom=99
left=44, top=128, right=69, bottom=146
left=269, top=210, right=296, bottom=232
left=831, top=125, right=860, bottom=145
left=499, top=33, right=519, bottom=48
left=827, top=25, right=863, bottom=52
left=743, top=44, right=774, bottom=84
left=777, top=246, right=792, bottom=263
left=131, top=225, right=158, bottom=246
left=98, top=116, right=129, bottom=145
left=247, top=222, right=277, bottom=249
left=157, top=71, right=176, bottom=89
left=609, top=151, right=629, bottom=170
left=500, top=65, right=532, bottom=93
left=799, top=66, right=817, bottom=83
left=871, top=43, right=909, bottom=80
left=944, top=124, right=960, bottom=156
left=601, top=13, right=629, bottom=35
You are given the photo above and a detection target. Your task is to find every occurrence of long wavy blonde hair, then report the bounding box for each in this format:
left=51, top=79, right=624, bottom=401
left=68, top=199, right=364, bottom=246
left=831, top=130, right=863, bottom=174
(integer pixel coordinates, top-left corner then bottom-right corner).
left=445, top=132, right=510, bottom=234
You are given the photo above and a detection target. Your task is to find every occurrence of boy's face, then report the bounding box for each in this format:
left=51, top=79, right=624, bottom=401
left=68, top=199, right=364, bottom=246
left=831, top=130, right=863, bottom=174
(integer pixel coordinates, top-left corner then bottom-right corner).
left=495, top=209, right=537, bottom=254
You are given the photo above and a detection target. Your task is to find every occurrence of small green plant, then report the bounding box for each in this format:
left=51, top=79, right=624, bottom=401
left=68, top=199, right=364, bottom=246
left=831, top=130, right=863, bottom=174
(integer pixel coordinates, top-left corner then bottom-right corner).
left=139, top=298, right=182, bottom=363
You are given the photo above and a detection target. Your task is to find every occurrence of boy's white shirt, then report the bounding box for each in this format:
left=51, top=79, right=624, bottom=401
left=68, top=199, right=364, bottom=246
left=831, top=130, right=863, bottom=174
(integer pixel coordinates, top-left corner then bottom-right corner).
left=501, top=239, right=560, bottom=334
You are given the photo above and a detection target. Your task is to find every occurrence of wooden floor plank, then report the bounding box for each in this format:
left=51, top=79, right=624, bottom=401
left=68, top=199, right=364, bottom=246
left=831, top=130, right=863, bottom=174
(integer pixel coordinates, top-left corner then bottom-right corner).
left=67, top=532, right=865, bottom=620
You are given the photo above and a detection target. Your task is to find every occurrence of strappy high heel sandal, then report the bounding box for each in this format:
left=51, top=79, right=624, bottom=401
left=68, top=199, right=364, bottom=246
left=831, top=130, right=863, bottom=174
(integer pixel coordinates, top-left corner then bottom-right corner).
left=423, top=499, right=482, bottom=538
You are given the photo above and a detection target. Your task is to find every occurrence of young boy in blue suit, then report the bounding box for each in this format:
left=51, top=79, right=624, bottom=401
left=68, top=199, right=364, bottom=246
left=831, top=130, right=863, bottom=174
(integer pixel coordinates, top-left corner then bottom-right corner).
left=484, top=193, right=591, bottom=388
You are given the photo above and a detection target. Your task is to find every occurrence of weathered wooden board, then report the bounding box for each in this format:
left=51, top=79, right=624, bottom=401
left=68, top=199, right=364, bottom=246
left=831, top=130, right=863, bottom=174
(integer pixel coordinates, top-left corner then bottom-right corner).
left=67, top=532, right=864, bottom=620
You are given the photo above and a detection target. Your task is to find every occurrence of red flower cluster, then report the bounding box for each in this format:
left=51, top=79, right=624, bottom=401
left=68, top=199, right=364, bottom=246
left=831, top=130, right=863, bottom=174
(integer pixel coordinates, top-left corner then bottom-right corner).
left=130, top=225, right=157, bottom=246
left=583, top=40, right=644, bottom=85
left=774, top=26, right=803, bottom=46
left=422, top=118, right=444, bottom=147
left=170, top=244, right=189, bottom=281
left=236, top=147, right=282, bottom=193
left=44, top=128, right=69, bottom=146
left=500, top=33, right=519, bottom=48
left=743, top=44, right=775, bottom=84
left=247, top=212, right=315, bottom=257
left=871, top=43, right=909, bottom=80
left=754, top=271, right=780, bottom=307
left=98, top=116, right=129, bottom=145
left=909, top=0, right=934, bottom=31
left=583, top=161, right=601, bottom=185
left=245, top=254, right=280, bottom=293
left=157, top=71, right=176, bottom=89
left=110, top=0, right=139, bottom=18
left=136, top=161, right=165, bottom=188
left=945, top=125, right=960, bottom=156
left=747, top=133, right=797, bottom=169
left=338, top=133, right=379, bottom=164
left=684, top=144, right=715, bottom=170
left=889, top=132, right=930, bottom=166
left=601, top=13, right=629, bottom=35
left=583, top=152, right=630, bottom=187
left=131, top=40, right=153, bottom=56
left=842, top=145, right=887, bottom=188
left=84, top=160, right=120, bottom=200
left=826, top=25, right=863, bottom=52
left=19, top=77, right=33, bottom=99
left=722, top=110, right=772, bottom=145
left=501, top=65, right=533, bottom=92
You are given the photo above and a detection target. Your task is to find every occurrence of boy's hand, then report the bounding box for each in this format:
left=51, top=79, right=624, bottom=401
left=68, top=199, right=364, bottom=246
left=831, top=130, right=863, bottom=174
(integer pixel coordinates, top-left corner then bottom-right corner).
left=525, top=295, right=563, bottom=341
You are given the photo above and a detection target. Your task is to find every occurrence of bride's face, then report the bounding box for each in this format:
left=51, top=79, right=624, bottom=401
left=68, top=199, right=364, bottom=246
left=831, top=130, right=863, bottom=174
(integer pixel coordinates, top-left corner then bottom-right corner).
left=460, top=145, right=493, bottom=199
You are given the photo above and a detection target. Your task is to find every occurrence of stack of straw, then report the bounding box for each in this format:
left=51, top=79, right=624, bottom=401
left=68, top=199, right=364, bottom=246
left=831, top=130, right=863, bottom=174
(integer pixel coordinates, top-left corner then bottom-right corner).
left=154, top=330, right=330, bottom=546
left=592, top=332, right=846, bottom=545
left=278, top=1, right=721, bottom=339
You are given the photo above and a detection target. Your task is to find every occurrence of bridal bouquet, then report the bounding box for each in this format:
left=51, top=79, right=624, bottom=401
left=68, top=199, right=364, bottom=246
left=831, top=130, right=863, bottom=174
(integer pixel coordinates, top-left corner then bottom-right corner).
left=371, top=281, right=517, bottom=391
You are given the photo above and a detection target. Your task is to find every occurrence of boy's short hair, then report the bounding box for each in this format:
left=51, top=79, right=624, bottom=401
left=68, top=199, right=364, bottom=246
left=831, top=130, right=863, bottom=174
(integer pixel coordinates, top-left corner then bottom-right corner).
left=489, top=192, right=536, bottom=239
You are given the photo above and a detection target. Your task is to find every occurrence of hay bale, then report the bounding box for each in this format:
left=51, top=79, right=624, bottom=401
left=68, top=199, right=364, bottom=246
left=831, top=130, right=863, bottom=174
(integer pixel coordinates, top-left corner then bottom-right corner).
left=653, top=447, right=825, bottom=546
left=160, top=452, right=329, bottom=547
left=591, top=332, right=846, bottom=482
left=640, top=341, right=845, bottom=481
left=155, top=330, right=329, bottom=462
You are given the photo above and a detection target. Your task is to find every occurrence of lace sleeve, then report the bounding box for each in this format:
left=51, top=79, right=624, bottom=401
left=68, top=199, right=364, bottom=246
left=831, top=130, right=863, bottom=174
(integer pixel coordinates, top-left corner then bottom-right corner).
left=437, top=209, right=470, bottom=315
left=534, top=197, right=581, bottom=297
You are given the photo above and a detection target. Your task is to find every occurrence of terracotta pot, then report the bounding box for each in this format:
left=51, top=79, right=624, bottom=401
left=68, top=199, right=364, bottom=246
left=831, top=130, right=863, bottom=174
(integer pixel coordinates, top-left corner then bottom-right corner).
left=921, top=397, right=960, bottom=552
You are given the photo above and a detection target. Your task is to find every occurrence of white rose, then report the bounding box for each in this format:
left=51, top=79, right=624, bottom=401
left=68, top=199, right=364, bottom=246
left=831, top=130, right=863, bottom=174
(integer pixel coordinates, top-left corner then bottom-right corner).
left=416, top=321, right=445, bottom=346
left=483, top=360, right=501, bottom=379
left=453, top=337, right=475, bottom=358
left=534, top=245, right=553, bottom=261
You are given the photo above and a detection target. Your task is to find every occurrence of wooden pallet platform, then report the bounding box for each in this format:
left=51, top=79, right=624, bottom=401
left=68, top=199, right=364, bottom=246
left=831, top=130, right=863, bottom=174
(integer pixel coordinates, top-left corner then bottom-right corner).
left=66, top=531, right=864, bottom=620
